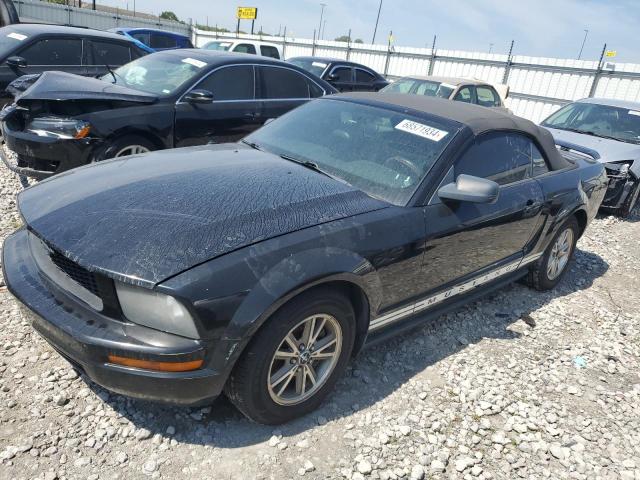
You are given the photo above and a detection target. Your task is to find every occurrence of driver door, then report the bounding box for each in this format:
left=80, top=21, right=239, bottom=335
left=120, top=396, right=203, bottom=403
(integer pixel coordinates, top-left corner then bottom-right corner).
left=419, top=132, right=545, bottom=293
left=174, top=65, right=263, bottom=147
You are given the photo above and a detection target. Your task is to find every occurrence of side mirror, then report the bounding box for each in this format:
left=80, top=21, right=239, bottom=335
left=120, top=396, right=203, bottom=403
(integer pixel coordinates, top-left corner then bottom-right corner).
left=326, top=73, right=338, bottom=82
left=184, top=89, right=214, bottom=104
left=438, top=174, right=499, bottom=204
left=7, top=56, right=27, bottom=68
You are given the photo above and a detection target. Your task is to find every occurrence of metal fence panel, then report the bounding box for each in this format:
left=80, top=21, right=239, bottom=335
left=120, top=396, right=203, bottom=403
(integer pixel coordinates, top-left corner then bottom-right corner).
left=14, top=0, right=191, bottom=35
left=193, top=30, right=640, bottom=124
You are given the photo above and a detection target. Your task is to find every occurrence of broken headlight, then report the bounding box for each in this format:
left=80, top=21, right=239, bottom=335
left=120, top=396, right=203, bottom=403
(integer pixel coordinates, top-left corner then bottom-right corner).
left=26, top=116, right=91, bottom=139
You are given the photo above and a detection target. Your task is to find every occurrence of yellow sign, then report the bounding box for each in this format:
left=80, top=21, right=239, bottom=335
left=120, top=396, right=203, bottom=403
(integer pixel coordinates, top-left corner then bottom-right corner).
left=605, top=50, right=617, bottom=57
left=237, top=7, right=257, bottom=20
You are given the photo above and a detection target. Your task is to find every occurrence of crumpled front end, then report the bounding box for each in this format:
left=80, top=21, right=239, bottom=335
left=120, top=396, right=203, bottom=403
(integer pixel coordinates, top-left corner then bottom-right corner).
left=602, top=160, right=638, bottom=209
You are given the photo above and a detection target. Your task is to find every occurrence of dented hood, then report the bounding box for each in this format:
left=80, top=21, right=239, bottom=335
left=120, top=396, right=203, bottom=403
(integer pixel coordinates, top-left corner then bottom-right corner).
left=18, top=144, right=388, bottom=286
left=15, top=71, right=158, bottom=104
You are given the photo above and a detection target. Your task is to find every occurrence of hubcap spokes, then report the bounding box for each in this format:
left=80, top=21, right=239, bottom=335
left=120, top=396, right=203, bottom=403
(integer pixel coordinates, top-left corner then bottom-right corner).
left=268, top=314, right=342, bottom=405
left=115, top=145, right=150, bottom=157
left=547, top=228, right=573, bottom=280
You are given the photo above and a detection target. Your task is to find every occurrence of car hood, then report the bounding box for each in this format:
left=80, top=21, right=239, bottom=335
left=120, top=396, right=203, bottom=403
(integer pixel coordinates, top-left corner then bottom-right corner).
left=544, top=126, right=640, bottom=172
left=14, top=71, right=158, bottom=105
left=18, top=144, right=389, bottom=287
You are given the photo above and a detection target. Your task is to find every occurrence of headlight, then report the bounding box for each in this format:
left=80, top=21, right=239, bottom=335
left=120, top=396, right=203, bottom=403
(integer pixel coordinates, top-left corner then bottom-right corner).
left=26, top=116, right=91, bottom=139
left=115, top=282, right=199, bottom=339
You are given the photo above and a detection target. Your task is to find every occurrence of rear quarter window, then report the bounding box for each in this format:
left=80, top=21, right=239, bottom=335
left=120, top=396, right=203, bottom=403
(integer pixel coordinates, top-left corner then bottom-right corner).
left=260, top=45, right=280, bottom=59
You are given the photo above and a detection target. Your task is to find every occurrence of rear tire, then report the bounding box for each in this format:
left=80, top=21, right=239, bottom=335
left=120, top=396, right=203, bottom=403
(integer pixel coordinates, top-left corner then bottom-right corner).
left=225, top=288, right=356, bottom=424
left=615, top=180, right=640, bottom=218
left=526, top=217, right=579, bottom=291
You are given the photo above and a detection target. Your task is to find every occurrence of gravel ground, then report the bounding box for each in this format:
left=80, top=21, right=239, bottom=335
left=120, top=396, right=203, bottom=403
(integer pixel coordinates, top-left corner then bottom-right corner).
left=0, top=166, right=639, bottom=480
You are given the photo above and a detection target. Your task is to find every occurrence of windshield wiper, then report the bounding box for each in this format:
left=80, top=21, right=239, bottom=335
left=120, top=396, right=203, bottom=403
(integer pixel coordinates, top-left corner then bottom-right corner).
left=104, top=63, right=117, bottom=84
left=278, top=153, right=349, bottom=184
left=557, top=127, right=626, bottom=142
left=241, top=139, right=263, bottom=151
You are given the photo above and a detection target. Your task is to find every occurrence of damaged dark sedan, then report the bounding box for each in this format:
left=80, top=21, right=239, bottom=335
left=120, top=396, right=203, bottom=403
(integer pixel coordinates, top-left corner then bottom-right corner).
left=0, top=48, right=335, bottom=179
left=3, top=94, right=607, bottom=424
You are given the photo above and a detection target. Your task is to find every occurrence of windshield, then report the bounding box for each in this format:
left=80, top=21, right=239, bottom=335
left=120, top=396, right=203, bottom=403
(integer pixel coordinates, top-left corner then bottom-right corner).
left=245, top=99, right=458, bottom=205
left=542, top=102, right=640, bottom=145
left=288, top=58, right=327, bottom=77
left=203, top=41, right=232, bottom=51
left=382, top=78, right=454, bottom=99
left=0, top=30, right=28, bottom=58
left=101, top=53, right=206, bottom=96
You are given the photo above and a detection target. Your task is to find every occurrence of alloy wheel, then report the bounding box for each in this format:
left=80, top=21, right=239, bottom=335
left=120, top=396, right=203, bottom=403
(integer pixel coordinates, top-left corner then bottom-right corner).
left=114, top=145, right=151, bottom=157
left=547, top=228, right=573, bottom=280
left=267, top=313, right=342, bottom=406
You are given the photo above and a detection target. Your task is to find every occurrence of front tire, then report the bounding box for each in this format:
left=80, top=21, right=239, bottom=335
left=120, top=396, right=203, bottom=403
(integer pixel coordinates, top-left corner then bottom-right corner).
left=225, top=288, right=356, bottom=424
left=527, top=217, right=579, bottom=291
left=93, top=134, right=156, bottom=162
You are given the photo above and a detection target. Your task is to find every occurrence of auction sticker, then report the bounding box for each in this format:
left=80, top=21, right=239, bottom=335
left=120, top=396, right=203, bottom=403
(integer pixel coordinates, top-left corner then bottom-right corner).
left=182, top=57, right=207, bottom=68
left=629, top=110, right=640, bottom=117
left=395, top=119, right=449, bottom=142
left=312, top=61, right=327, bottom=68
left=7, top=32, right=27, bottom=41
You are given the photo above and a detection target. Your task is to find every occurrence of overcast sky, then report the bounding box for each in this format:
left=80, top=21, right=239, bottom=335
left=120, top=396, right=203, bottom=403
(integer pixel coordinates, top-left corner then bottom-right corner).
left=100, top=0, right=640, bottom=63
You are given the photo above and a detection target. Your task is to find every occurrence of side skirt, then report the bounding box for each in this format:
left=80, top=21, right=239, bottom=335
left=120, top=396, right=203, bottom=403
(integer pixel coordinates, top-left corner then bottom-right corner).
left=363, top=268, right=528, bottom=348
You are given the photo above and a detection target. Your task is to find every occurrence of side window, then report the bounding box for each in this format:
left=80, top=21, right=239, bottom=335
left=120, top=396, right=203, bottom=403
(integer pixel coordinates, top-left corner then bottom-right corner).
left=131, top=32, right=150, bottom=46
left=531, top=143, right=550, bottom=176
left=19, top=38, right=82, bottom=66
left=455, top=133, right=532, bottom=185
left=150, top=34, right=176, bottom=49
left=260, top=45, right=280, bottom=59
left=233, top=43, right=257, bottom=54
left=260, top=66, right=310, bottom=99
left=454, top=86, right=473, bottom=103
left=476, top=86, right=501, bottom=107
left=355, top=69, right=375, bottom=83
left=90, top=40, right=130, bottom=66
left=330, top=66, right=352, bottom=82
left=197, top=65, right=254, bottom=101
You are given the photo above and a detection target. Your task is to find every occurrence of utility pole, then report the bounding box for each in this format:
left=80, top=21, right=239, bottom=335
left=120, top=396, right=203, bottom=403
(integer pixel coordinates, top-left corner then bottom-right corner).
left=318, top=3, right=326, bottom=41
left=578, top=29, right=589, bottom=60
left=371, top=0, right=382, bottom=44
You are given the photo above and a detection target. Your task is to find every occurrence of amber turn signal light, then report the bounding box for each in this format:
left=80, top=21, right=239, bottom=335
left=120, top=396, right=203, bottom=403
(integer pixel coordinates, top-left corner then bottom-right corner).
left=107, top=355, right=203, bottom=372
left=74, top=125, right=91, bottom=139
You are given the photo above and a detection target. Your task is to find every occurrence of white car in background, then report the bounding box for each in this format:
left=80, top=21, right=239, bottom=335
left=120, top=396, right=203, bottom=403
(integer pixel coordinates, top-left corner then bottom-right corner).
left=382, top=75, right=511, bottom=114
left=201, top=39, right=282, bottom=59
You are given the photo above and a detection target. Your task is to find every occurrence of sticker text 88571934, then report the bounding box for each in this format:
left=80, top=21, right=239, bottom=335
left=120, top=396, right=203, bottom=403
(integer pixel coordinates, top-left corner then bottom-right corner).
left=395, top=119, right=449, bottom=142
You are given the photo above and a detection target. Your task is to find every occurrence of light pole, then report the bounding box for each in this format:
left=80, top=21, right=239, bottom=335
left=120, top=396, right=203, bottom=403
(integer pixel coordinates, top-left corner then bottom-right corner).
left=578, top=29, right=589, bottom=60
left=372, top=0, right=383, bottom=44
left=489, top=43, right=494, bottom=54
left=318, top=3, right=327, bottom=41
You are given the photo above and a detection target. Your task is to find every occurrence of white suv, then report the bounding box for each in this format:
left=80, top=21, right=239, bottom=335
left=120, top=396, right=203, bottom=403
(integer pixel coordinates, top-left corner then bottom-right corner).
left=201, top=39, right=282, bottom=59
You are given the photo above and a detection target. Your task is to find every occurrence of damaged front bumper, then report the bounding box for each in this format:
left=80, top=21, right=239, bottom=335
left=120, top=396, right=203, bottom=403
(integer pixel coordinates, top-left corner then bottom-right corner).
left=1, top=229, right=234, bottom=406
left=0, top=118, right=103, bottom=180
left=602, top=162, right=638, bottom=209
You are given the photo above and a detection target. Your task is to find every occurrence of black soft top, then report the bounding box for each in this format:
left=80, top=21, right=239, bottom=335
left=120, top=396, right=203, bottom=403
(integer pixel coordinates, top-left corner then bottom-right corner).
left=336, top=92, right=571, bottom=171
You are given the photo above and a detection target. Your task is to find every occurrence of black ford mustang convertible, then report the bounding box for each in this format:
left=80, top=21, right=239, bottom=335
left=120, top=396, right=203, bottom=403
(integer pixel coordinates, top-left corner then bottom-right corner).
left=3, top=94, right=607, bottom=424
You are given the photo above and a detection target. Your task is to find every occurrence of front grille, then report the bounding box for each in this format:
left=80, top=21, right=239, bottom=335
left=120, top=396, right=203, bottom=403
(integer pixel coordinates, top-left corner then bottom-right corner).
left=48, top=249, right=100, bottom=297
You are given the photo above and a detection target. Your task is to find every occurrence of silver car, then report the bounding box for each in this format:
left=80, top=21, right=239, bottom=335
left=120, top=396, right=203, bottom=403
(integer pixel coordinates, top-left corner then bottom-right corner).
left=542, top=98, right=640, bottom=217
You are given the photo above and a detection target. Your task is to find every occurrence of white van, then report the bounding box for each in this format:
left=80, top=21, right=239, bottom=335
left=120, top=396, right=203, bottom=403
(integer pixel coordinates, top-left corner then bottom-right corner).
left=201, top=39, right=282, bottom=59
